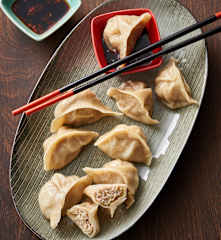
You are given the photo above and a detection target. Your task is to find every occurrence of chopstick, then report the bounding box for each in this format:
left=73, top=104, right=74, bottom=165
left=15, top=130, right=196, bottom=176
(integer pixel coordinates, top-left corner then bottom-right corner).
left=25, top=25, right=221, bottom=115
left=12, top=12, right=221, bottom=116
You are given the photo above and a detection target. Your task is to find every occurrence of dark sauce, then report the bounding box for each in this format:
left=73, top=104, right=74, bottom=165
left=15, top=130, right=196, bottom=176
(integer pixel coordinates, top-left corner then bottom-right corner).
left=102, top=29, right=152, bottom=66
left=12, top=0, right=70, bottom=34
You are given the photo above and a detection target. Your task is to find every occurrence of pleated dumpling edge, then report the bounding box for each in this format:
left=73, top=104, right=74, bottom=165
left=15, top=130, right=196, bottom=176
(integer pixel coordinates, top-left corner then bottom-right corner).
left=103, top=13, right=152, bottom=60
left=50, top=89, right=122, bottom=132
left=43, top=126, right=99, bottom=171
left=107, top=80, right=159, bottom=125
left=38, top=174, right=92, bottom=229
left=94, top=124, right=152, bottom=166
left=155, top=58, right=198, bottom=109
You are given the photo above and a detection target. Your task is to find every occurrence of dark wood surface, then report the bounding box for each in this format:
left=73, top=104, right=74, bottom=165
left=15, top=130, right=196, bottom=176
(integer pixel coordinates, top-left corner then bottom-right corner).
left=0, top=0, right=221, bottom=239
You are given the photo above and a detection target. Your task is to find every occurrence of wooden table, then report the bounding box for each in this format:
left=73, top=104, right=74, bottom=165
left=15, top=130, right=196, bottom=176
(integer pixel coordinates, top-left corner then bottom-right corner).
left=0, top=0, right=221, bottom=239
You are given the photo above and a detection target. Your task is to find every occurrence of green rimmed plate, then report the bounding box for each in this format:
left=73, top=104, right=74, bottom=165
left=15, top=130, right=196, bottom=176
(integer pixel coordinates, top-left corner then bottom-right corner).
left=10, top=0, right=208, bottom=239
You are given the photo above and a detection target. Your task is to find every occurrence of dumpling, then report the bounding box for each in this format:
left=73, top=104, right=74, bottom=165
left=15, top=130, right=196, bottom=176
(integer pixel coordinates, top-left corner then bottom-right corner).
left=38, top=173, right=92, bottom=229
left=83, top=159, right=139, bottom=208
left=67, top=201, right=100, bottom=238
left=104, top=13, right=152, bottom=60
left=94, top=124, right=152, bottom=165
left=43, top=126, right=98, bottom=171
left=155, top=58, right=198, bottom=109
left=51, top=89, right=122, bottom=132
left=107, top=81, right=159, bottom=124
left=84, top=184, right=127, bottom=218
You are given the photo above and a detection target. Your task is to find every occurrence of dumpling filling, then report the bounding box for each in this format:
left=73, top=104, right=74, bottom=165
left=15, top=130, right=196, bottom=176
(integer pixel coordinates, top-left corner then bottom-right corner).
left=95, top=184, right=126, bottom=207
left=83, top=159, right=139, bottom=208
left=67, top=201, right=100, bottom=238
left=71, top=209, right=93, bottom=234
left=38, top=174, right=92, bottom=229
left=84, top=184, right=127, bottom=217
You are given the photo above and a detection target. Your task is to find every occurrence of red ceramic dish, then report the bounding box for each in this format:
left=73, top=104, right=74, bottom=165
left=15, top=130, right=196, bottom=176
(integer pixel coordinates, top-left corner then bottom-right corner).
left=91, top=8, right=163, bottom=75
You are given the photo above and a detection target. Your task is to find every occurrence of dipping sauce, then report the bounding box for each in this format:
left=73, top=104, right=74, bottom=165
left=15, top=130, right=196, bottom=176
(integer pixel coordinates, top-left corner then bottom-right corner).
left=12, top=0, right=70, bottom=34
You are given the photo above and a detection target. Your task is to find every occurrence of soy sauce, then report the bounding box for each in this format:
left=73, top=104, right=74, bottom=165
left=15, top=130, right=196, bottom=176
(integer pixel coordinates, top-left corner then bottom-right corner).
left=102, top=29, right=152, bottom=66
left=12, top=0, right=70, bottom=34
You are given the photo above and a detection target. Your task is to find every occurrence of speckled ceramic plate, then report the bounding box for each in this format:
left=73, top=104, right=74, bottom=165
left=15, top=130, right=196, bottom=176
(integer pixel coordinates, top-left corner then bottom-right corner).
left=10, top=0, right=208, bottom=239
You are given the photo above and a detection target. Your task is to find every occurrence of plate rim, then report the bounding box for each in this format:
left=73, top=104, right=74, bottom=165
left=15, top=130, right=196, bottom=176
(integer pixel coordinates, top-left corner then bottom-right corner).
left=9, top=0, right=208, bottom=239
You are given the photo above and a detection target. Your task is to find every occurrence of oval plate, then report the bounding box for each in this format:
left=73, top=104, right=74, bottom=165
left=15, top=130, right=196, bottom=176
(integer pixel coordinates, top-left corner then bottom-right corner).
left=10, top=0, right=208, bottom=239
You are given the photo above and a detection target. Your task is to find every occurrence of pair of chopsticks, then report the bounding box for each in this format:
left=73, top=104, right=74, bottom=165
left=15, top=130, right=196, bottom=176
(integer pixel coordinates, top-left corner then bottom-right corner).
left=12, top=12, right=221, bottom=116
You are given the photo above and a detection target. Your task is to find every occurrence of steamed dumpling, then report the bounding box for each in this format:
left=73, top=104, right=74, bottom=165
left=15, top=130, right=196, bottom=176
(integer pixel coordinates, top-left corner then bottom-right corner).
left=67, top=201, right=100, bottom=238
left=38, top=174, right=92, bottom=229
left=43, top=127, right=98, bottom=171
left=51, top=90, right=122, bottom=132
left=83, top=159, right=139, bottom=208
left=107, top=81, right=159, bottom=124
left=94, top=124, right=152, bottom=165
left=155, top=58, right=198, bottom=109
left=104, top=13, right=152, bottom=59
left=84, top=184, right=127, bottom=218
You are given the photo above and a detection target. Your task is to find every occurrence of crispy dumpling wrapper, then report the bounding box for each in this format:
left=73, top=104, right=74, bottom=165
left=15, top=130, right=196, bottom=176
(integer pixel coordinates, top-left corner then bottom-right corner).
left=103, top=13, right=151, bottom=60
left=84, top=184, right=127, bottom=218
left=94, top=124, right=152, bottom=165
left=84, top=159, right=139, bottom=208
left=155, top=58, right=198, bottom=109
left=43, top=126, right=98, bottom=171
left=107, top=81, right=159, bottom=125
left=38, top=174, right=92, bottom=229
left=51, top=90, right=122, bottom=132
left=67, top=201, right=100, bottom=238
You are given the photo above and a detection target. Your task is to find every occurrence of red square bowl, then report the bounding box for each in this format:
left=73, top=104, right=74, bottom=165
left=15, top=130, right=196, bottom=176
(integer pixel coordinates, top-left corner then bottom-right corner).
left=91, top=8, right=163, bottom=75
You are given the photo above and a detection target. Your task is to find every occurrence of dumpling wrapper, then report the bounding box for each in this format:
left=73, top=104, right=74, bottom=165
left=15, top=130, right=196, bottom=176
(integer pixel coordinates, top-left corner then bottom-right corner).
left=94, top=124, right=152, bottom=165
left=38, top=174, right=92, bottom=229
left=104, top=13, right=152, bottom=60
left=84, top=184, right=127, bottom=218
left=155, top=58, right=198, bottom=109
left=67, top=201, right=100, bottom=238
left=43, top=126, right=98, bottom=171
left=107, top=81, right=159, bottom=125
left=51, top=89, right=122, bottom=132
left=83, top=159, right=139, bottom=208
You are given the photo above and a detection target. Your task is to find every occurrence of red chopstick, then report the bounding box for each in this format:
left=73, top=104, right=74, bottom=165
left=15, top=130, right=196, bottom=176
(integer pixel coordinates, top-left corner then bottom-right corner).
left=12, top=90, right=60, bottom=115
left=25, top=90, right=74, bottom=115
left=12, top=12, right=221, bottom=116
left=215, top=11, right=221, bottom=18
